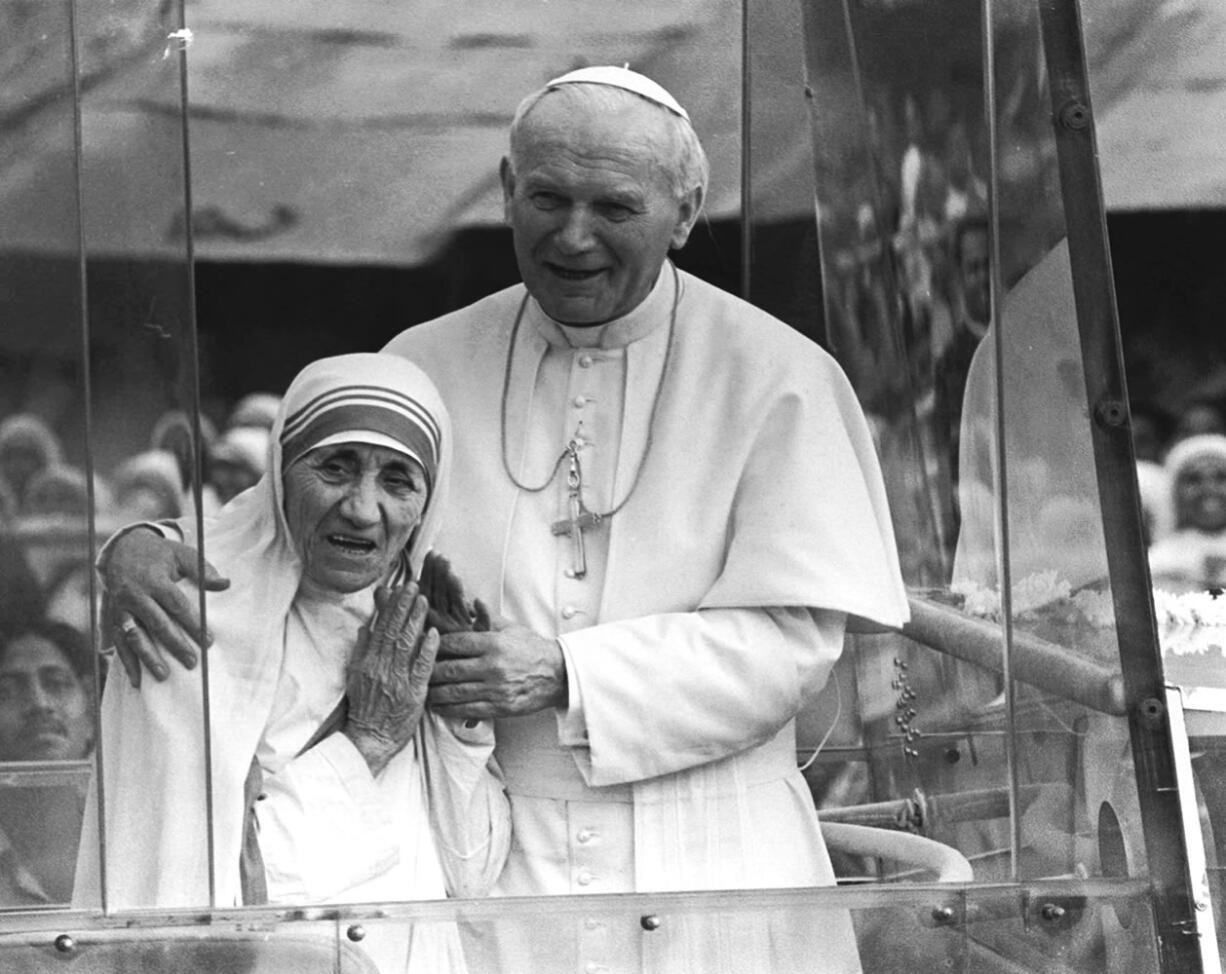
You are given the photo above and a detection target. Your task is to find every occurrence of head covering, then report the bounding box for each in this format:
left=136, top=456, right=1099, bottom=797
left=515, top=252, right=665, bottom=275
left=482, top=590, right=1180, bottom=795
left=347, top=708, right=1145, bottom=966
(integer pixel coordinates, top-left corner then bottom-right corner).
left=545, top=65, right=690, bottom=121
left=0, top=414, right=62, bottom=501
left=80, top=352, right=452, bottom=908
left=0, top=414, right=62, bottom=464
left=1164, top=434, right=1226, bottom=482
left=112, top=450, right=185, bottom=520
left=150, top=410, right=218, bottom=492
left=210, top=427, right=270, bottom=477
left=226, top=393, right=282, bottom=432
left=278, top=357, right=442, bottom=497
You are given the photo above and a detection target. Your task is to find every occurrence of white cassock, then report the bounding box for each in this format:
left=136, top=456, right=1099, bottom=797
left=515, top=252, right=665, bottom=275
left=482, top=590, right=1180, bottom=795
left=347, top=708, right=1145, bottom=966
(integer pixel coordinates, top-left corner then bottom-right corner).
left=384, top=264, right=909, bottom=973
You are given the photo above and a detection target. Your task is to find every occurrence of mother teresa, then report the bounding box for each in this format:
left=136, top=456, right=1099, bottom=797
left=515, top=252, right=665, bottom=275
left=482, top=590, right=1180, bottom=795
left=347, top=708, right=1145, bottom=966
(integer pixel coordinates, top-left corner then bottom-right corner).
left=76, top=354, right=509, bottom=965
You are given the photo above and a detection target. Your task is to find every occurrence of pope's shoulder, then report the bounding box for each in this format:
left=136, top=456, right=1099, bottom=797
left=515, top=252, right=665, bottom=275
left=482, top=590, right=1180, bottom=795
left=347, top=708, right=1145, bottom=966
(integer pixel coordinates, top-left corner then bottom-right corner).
left=382, top=284, right=524, bottom=361
left=676, top=271, right=847, bottom=379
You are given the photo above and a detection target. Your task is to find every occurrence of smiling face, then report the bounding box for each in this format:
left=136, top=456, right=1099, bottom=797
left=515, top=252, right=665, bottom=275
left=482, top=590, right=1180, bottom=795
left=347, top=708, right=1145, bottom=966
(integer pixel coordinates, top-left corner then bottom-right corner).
left=501, top=95, right=702, bottom=326
left=1175, top=454, right=1226, bottom=534
left=282, top=442, right=429, bottom=593
left=0, top=633, right=93, bottom=762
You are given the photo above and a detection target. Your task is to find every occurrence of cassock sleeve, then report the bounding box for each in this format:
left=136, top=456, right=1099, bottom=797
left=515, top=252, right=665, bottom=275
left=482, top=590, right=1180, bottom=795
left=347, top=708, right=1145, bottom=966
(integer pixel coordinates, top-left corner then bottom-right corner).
left=419, top=713, right=511, bottom=898
left=556, top=606, right=845, bottom=788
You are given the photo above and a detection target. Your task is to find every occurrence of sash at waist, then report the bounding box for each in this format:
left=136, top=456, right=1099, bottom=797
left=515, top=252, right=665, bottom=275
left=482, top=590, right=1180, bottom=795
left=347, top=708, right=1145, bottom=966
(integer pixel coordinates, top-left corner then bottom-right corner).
left=496, top=716, right=801, bottom=804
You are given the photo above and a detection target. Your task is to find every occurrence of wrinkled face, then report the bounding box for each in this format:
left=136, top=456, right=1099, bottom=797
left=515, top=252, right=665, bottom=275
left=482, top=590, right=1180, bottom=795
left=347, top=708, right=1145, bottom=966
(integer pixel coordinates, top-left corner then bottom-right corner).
left=959, top=227, right=991, bottom=326
left=0, top=635, right=93, bottom=761
left=502, top=97, right=701, bottom=325
left=1176, top=454, right=1226, bottom=533
left=282, top=442, right=428, bottom=593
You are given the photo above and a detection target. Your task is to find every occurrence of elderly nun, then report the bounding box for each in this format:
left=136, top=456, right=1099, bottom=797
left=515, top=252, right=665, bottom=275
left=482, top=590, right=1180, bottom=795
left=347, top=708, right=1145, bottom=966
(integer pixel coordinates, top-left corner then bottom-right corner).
left=76, top=353, right=509, bottom=972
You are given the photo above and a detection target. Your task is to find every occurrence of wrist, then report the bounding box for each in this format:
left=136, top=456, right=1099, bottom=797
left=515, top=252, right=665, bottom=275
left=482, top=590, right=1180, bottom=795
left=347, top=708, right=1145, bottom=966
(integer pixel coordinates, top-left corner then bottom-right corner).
left=342, top=728, right=395, bottom=777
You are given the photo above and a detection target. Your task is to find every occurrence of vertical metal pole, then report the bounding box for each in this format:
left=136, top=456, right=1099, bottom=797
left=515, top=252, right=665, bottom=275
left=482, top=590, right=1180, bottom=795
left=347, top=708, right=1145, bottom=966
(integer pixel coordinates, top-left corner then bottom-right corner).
left=739, top=0, right=752, bottom=301
left=980, top=0, right=1023, bottom=884
left=66, top=0, right=108, bottom=912
left=1037, top=0, right=1205, bottom=969
left=168, top=0, right=216, bottom=908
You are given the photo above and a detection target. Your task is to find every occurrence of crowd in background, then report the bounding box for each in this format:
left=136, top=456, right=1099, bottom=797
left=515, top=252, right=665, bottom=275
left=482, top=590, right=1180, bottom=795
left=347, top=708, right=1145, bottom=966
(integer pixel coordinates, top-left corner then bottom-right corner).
left=1137, top=398, right=1226, bottom=591
left=0, top=393, right=280, bottom=765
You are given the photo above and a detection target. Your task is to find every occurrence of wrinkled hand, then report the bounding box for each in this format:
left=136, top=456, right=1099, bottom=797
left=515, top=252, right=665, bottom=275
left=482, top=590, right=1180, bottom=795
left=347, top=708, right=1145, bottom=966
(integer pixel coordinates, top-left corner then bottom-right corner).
left=343, top=583, right=439, bottom=776
left=428, top=625, right=566, bottom=719
left=102, top=527, right=230, bottom=688
left=418, top=551, right=493, bottom=634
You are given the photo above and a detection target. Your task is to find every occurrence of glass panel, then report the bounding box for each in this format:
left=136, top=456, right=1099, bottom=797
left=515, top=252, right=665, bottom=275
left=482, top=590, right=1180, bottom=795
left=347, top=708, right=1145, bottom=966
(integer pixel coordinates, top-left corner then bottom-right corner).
left=32, top=0, right=200, bottom=913
left=0, top=917, right=357, bottom=972
left=0, top=0, right=94, bottom=912
left=364, top=887, right=974, bottom=974
left=791, top=0, right=1024, bottom=886
left=780, top=6, right=1197, bottom=954
left=963, top=882, right=1161, bottom=974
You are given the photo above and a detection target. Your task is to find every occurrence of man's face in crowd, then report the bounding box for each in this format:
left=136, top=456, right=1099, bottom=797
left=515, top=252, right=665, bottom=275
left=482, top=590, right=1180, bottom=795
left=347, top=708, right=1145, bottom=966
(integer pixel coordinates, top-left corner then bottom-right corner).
left=959, top=227, right=991, bottom=326
left=501, top=95, right=702, bottom=326
left=1176, top=455, right=1226, bottom=534
left=0, top=634, right=93, bottom=761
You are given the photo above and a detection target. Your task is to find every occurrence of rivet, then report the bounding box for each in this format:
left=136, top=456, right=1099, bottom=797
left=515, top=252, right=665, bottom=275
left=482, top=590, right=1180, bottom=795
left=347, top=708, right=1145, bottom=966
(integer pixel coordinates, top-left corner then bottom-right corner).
left=1138, top=697, right=1165, bottom=726
left=347, top=924, right=366, bottom=942
left=1059, top=100, right=1089, bottom=130
left=1040, top=903, right=1066, bottom=922
left=1094, top=398, right=1127, bottom=428
left=640, top=914, right=662, bottom=931
left=54, top=934, right=76, bottom=953
left=931, top=905, right=956, bottom=924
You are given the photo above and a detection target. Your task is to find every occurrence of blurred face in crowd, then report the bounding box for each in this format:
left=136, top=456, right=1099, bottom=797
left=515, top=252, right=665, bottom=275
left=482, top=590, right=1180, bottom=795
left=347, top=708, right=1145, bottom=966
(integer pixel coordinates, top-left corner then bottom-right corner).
left=211, top=459, right=260, bottom=504
left=502, top=94, right=702, bottom=326
left=0, top=633, right=93, bottom=762
left=1175, top=454, right=1226, bottom=533
left=283, top=442, right=429, bottom=593
left=958, top=225, right=991, bottom=326
left=0, top=444, right=45, bottom=497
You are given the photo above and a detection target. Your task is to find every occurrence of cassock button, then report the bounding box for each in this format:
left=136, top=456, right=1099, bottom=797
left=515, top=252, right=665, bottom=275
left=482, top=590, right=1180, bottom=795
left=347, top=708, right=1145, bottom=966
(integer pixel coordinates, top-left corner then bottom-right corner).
left=577, top=828, right=594, bottom=844
left=573, top=395, right=587, bottom=408
left=579, top=354, right=594, bottom=368
left=585, top=963, right=605, bottom=974
left=577, top=869, right=594, bottom=886
left=584, top=917, right=603, bottom=930
left=561, top=605, right=578, bottom=619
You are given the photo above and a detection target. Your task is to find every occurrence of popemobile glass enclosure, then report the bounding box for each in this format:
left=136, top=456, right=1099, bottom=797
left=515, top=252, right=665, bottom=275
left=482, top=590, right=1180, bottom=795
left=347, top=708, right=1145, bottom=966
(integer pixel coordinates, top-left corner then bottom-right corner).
left=0, top=0, right=1219, bottom=972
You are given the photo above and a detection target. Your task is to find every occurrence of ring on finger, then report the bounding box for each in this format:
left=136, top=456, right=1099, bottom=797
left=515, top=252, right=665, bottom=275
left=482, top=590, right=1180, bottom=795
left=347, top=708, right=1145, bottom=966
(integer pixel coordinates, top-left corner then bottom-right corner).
left=120, top=616, right=141, bottom=639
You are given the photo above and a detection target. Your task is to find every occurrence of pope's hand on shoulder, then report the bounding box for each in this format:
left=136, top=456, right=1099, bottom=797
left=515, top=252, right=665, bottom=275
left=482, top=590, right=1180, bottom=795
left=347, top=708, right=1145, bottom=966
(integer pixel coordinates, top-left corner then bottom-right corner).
left=102, top=526, right=230, bottom=688
left=428, top=623, right=567, bottom=719
left=343, top=583, right=438, bottom=777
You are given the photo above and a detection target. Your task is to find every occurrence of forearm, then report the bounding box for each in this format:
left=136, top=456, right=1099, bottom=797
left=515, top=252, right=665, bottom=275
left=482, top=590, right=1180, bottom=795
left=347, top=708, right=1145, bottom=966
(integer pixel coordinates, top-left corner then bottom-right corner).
left=557, top=606, right=846, bottom=787
left=257, top=735, right=400, bottom=903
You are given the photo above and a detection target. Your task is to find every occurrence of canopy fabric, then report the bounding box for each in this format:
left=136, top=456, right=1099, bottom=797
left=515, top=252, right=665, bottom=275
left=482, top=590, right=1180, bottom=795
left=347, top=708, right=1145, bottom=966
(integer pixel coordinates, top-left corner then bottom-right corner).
left=0, top=0, right=1220, bottom=265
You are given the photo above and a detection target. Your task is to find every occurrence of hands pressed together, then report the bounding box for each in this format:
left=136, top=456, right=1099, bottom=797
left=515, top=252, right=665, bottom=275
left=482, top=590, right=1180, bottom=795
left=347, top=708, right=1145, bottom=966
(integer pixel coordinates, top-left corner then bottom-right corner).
left=102, top=536, right=568, bottom=746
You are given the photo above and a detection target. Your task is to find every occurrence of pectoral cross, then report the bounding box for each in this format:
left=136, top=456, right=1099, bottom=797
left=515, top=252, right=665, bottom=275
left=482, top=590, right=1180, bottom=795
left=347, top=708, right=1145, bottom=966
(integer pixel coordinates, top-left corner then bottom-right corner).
left=551, top=440, right=601, bottom=579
